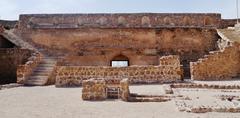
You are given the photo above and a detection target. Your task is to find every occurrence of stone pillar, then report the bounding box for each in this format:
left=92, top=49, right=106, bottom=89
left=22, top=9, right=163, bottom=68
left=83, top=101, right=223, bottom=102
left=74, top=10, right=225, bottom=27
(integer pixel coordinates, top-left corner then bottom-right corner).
left=82, top=78, right=107, bottom=101
left=120, top=78, right=130, bottom=101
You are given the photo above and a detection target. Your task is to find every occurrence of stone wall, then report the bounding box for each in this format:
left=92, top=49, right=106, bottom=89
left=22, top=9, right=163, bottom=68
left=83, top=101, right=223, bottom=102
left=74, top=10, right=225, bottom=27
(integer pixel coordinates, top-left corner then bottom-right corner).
left=120, top=78, right=130, bottom=101
left=59, top=55, right=159, bottom=66
left=17, top=28, right=218, bottom=66
left=190, top=42, right=240, bottom=81
left=221, top=19, right=239, bottom=28
left=159, top=55, right=180, bottom=66
left=15, top=13, right=220, bottom=79
left=0, top=20, right=17, bottom=29
left=16, top=52, right=42, bottom=84
left=82, top=78, right=130, bottom=101
left=18, top=13, right=221, bottom=32
left=0, top=48, right=32, bottom=84
left=82, top=78, right=107, bottom=101
left=56, top=55, right=182, bottom=87
left=156, top=28, right=218, bottom=63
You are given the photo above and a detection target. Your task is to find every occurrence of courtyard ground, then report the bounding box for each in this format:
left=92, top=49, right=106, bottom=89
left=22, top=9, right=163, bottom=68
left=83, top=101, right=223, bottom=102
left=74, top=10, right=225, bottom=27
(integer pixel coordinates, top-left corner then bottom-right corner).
left=0, top=84, right=240, bottom=118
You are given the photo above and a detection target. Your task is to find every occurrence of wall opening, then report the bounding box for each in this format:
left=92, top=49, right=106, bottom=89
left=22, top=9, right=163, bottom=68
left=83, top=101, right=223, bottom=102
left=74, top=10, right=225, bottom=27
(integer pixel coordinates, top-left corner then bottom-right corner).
left=111, top=54, right=129, bottom=67
left=204, top=17, right=212, bottom=26
left=0, top=35, right=15, bottom=48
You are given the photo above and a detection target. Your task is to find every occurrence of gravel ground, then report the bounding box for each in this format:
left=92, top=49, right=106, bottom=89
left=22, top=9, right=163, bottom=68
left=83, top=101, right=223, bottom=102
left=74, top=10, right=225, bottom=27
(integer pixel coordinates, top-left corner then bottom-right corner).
left=0, top=85, right=240, bottom=118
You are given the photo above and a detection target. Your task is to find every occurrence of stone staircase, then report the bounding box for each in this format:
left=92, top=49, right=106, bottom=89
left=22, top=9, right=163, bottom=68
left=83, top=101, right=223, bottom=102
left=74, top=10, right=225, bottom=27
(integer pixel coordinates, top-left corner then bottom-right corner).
left=2, top=29, right=37, bottom=51
left=1, top=28, right=58, bottom=86
left=24, top=57, right=57, bottom=86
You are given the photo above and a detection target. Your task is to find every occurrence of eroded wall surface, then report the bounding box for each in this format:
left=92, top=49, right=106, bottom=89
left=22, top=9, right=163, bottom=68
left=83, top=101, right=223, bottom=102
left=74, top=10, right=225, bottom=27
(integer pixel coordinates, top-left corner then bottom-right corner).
left=18, top=28, right=218, bottom=66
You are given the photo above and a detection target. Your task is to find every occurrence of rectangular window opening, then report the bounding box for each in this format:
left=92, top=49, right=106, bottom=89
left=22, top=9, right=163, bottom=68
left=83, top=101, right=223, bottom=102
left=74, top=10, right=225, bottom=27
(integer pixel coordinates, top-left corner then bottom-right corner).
left=111, top=61, right=129, bottom=67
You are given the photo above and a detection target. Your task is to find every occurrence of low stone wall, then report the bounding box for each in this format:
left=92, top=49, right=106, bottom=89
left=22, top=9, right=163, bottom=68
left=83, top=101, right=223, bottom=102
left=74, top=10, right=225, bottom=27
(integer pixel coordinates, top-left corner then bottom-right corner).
left=159, top=55, right=180, bottom=66
left=171, top=83, right=240, bottom=89
left=190, top=42, right=240, bottom=81
left=56, top=65, right=182, bottom=87
left=82, top=78, right=130, bottom=101
left=17, top=52, right=42, bottom=84
left=82, top=78, right=107, bottom=101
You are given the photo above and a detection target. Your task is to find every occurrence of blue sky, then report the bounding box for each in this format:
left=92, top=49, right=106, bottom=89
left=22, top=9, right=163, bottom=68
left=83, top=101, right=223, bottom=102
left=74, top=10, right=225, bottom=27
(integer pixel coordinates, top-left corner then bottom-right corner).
left=0, top=0, right=238, bottom=20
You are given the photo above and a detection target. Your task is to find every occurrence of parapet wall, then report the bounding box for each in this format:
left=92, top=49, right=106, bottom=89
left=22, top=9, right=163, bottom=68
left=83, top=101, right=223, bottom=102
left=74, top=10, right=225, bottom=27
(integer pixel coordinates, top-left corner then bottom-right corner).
left=56, top=55, right=182, bottom=87
left=190, top=42, right=240, bottom=81
left=18, top=13, right=221, bottom=32
left=56, top=57, right=182, bottom=87
left=159, top=55, right=180, bottom=66
left=56, top=65, right=182, bottom=87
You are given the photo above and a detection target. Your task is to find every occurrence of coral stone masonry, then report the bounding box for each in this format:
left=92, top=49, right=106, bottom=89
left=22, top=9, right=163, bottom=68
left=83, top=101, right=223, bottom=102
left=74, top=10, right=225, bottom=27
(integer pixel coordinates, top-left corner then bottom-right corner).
left=0, top=12, right=240, bottom=117
left=0, top=13, right=239, bottom=89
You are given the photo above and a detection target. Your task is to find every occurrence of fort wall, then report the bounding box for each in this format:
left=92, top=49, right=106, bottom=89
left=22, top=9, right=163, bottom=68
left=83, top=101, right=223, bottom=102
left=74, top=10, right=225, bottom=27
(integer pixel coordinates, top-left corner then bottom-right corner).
left=18, top=13, right=221, bottom=32
left=15, top=14, right=220, bottom=68
left=17, top=28, right=218, bottom=67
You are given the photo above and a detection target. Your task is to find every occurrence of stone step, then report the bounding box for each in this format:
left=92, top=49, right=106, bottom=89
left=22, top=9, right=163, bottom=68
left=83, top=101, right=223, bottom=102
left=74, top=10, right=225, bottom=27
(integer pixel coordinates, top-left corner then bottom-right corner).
left=33, top=72, right=50, bottom=76
left=42, top=58, right=57, bottom=61
left=28, top=75, right=48, bottom=80
left=37, top=64, right=55, bottom=67
left=24, top=57, right=57, bottom=86
left=35, top=67, right=54, bottom=71
left=39, top=61, right=56, bottom=64
left=26, top=79, right=47, bottom=83
left=33, top=69, right=51, bottom=73
left=24, top=82, right=46, bottom=86
left=24, top=78, right=47, bottom=86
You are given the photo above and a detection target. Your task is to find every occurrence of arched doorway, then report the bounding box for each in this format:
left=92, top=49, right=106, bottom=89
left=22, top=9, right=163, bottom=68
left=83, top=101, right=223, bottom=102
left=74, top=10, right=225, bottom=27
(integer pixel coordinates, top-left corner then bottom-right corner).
left=110, top=54, right=129, bottom=67
left=204, top=17, right=212, bottom=26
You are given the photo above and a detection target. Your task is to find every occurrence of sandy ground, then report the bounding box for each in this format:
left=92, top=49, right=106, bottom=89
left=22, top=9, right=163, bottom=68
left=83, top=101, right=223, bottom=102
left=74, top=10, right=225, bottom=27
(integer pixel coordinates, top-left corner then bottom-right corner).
left=0, top=85, right=240, bottom=118
left=193, top=80, right=240, bottom=86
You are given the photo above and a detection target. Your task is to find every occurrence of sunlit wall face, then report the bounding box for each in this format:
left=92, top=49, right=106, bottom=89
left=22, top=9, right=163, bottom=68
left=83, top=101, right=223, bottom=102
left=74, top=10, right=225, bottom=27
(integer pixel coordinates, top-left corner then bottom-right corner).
left=111, top=61, right=129, bottom=67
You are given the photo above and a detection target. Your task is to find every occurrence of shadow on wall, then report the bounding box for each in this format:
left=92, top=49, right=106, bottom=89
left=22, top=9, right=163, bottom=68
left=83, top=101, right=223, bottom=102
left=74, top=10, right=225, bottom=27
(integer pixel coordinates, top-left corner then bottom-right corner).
left=0, top=49, right=31, bottom=85
left=0, top=35, right=16, bottom=48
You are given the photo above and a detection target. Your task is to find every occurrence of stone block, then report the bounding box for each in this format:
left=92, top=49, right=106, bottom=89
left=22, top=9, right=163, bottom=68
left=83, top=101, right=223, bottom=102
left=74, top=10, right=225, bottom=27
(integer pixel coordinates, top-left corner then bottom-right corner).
left=82, top=78, right=107, bottom=101
left=120, top=78, right=130, bottom=101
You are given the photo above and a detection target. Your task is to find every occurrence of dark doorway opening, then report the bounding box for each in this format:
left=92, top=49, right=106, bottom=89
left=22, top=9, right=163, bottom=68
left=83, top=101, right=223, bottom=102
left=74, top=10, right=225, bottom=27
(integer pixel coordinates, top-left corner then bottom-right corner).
left=182, top=60, right=191, bottom=79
